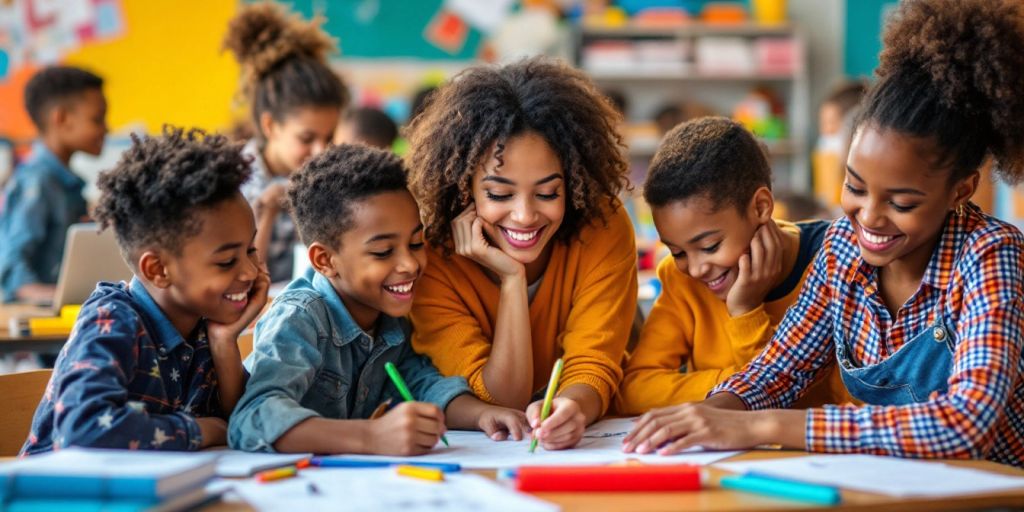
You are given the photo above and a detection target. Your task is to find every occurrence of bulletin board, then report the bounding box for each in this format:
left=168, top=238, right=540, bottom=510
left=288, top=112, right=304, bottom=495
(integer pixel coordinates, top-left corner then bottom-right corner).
left=0, top=0, right=241, bottom=142
left=281, top=0, right=487, bottom=60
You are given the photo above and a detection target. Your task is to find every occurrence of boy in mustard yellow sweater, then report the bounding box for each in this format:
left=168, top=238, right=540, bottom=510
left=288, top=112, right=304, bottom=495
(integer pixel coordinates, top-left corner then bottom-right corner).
left=617, top=117, right=849, bottom=416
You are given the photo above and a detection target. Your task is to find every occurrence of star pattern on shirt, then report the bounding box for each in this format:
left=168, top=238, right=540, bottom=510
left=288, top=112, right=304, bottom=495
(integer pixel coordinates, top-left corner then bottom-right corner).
left=94, top=306, right=115, bottom=334
left=97, top=409, right=114, bottom=429
left=151, top=428, right=172, bottom=447
left=169, top=368, right=180, bottom=382
left=149, top=363, right=161, bottom=379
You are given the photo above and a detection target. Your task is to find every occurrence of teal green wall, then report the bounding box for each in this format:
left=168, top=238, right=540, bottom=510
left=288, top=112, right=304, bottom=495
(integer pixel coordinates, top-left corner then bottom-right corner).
left=844, top=0, right=898, bottom=78
left=279, top=0, right=484, bottom=60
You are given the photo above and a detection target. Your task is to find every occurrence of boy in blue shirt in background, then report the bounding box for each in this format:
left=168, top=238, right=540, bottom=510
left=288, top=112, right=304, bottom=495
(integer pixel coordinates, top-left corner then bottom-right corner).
left=0, top=66, right=108, bottom=303
left=21, top=127, right=269, bottom=455
left=230, top=144, right=527, bottom=455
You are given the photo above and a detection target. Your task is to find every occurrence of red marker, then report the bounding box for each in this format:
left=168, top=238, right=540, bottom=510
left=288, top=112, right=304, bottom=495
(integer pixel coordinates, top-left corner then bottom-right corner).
left=515, top=464, right=702, bottom=492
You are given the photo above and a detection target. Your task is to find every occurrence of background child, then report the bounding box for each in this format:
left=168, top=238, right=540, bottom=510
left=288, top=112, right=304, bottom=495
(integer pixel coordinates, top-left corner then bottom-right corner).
left=21, top=127, right=269, bottom=454
left=334, top=106, right=398, bottom=150
left=623, top=0, right=1024, bottom=466
left=812, top=80, right=867, bottom=209
left=229, top=144, right=528, bottom=455
left=405, top=57, right=636, bottom=451
left=223, top=1, right=348, bottom=282
left=0, top=66, right=107, bottom=303
left=616, top=117, right=849, bottom=416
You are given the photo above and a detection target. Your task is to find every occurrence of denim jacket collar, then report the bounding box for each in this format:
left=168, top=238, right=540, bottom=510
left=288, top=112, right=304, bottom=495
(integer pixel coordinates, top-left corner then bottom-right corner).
left=129, top=277, right=187, bottom=352
left=310, top=272, right=405, bottom=348
left=29, top=141, right=85, bottom=192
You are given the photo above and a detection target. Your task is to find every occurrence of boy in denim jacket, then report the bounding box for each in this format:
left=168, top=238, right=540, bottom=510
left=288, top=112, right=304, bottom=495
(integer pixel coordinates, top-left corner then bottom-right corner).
left=229, top=144, right=528, bottom=455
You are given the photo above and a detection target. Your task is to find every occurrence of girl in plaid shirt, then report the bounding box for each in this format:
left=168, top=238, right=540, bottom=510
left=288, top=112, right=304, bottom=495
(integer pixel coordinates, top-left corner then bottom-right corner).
left=623, top=0, right=1024, bottom=467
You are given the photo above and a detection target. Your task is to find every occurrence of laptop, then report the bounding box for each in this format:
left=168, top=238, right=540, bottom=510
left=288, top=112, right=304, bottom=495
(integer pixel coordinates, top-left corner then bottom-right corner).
left=50, top=223, right=134, bottom=311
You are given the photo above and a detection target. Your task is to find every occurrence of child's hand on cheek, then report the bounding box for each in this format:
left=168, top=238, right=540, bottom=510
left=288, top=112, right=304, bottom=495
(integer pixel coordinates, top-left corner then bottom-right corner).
left=207, top=256, right=271, bottom=347
left=452, top=204, right=525, bottom=281
left=726, top=219, right=784, bottom=317
left=526, top=397, right=585, bottom=450
left=369, top=402, right=447, bottom=456
left=477, top=405, right=530, bottom=441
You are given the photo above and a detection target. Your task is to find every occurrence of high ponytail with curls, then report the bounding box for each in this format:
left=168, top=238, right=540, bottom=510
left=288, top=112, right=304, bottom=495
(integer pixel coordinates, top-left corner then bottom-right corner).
left=223, top=2, right=348, bottom=137
left=859, top=0, right=1024, bottom=184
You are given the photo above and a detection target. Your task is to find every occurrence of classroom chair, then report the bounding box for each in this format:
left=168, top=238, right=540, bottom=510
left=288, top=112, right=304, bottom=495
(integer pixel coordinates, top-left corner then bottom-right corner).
left=0, top=369, right=51, bottom=456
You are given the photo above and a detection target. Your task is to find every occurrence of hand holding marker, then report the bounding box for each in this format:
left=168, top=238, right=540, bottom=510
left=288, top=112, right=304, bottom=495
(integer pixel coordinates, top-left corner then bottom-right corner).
left=529, top=358, right=565, bottom=453
left=384, top=361, right=450, bottom=447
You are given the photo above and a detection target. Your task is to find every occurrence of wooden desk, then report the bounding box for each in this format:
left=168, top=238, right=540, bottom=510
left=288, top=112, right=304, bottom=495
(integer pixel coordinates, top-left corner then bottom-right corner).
left=203, top=450, right=1024, bottom=512
left=0, top=304, right=67, bottom=355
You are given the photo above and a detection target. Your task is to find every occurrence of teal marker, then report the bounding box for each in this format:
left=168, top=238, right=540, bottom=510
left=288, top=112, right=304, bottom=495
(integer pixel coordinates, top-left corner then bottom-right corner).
left=384, top=361, right=450, bottom=447
left=720, top=474, right=841, bottom=505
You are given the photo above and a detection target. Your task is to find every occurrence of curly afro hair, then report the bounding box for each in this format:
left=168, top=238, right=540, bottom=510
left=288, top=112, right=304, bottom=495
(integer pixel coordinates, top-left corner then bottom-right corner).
left=94, top=126, right=252, bottom=258
left=24, top=66, right=103, bottom=130
left=644, top=117, right=770, bottom=211
left=861, top=0, right=1024, bottom=183
left=223, top=2, right=348, bottom=137
left=288, top=143, right=408, bottom=248
left=405, top=57, right=629, bottom=251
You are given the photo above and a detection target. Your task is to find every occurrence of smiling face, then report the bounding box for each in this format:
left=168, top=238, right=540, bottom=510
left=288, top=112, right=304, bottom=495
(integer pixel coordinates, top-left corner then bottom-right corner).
left=152, top=192, right=260, bottom=332
left=314, top=190, right=427, bottom=331
left=262, top=106, right=340, bottom=176
left=471, top=131, right=566, bottom=272
left=652, top=193, right=764, bottom=300
left=842, top=124, right=976, bottom=272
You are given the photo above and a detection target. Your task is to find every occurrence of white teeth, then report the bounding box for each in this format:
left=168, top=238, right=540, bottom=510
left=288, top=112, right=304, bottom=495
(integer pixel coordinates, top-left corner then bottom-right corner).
left=862, top=230, right=896, bottom=245
left=503, top=228, right=539, bottom=241
left=707, top=273, right=727, bottom=287
left=225, top=292, right=247, bottom=302
left=384, top=282, right=414, bottom=294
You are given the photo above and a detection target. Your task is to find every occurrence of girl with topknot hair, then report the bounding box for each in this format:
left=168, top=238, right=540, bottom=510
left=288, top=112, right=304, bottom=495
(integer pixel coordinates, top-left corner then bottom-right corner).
left=623, top=0, right=1024, bottom=467
left=223, top=2, right=348, bottom=282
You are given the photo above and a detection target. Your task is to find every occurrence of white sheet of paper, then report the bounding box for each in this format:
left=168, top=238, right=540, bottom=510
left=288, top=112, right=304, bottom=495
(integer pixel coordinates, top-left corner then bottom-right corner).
left=717, top=454, right=1024, bottom=497
left=215, top=451, right=311, bottom=477
left=231, top=468, right=559, bottom=512
left=332, top=417, right=740, bottom=469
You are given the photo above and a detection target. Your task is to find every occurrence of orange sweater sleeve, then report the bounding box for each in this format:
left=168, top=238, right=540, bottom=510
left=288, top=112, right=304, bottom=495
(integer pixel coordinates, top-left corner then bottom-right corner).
left=409, top=255, right=499, bottom=402
left=558, top=207, right=638, bottom=414
left=617, top=256, right=778, bottom=415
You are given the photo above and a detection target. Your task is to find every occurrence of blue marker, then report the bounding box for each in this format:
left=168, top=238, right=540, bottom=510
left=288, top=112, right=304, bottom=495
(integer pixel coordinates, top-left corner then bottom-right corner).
left=310, top=457, right=461, bottom=473
left=720, top=473, right=841, bottom=505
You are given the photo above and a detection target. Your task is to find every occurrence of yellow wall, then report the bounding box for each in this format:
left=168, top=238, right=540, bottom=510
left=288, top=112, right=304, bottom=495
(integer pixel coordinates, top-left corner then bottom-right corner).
left=54, top=0, right=239, bottom=136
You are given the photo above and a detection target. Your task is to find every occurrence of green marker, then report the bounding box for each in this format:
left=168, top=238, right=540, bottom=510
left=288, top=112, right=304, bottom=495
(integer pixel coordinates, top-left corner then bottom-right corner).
left=384, top=361, right=449, bottom=447
left=529, top=358, right=564, bottom=453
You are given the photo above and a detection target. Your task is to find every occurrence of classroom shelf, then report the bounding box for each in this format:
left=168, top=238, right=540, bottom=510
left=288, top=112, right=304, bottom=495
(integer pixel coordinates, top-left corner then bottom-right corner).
left=579, top=23, right=797, bottom=38
left=574, top=22, right=811, bottom=193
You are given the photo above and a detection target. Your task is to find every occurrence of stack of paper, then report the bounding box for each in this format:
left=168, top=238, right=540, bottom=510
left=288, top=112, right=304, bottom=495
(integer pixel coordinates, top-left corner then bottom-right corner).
left=331, top=417, right=740, bottom=469
left=231, top=468, right=558, bottom=512
left=717, top=454, right=1024, bottom=497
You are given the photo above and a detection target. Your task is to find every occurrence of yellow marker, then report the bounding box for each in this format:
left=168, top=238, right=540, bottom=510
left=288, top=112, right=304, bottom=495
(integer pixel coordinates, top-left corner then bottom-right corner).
left=396, top=464, right=445, bottom=482
left=256, top=466, right=297, bottom=483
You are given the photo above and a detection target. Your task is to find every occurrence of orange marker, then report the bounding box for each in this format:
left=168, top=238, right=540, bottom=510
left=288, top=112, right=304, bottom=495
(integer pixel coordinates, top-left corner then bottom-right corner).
left=396, top=464, right=445, bottom=482
left=257, top=466, right=298, bottom=483
left=296, top=458, right=312, bottom=469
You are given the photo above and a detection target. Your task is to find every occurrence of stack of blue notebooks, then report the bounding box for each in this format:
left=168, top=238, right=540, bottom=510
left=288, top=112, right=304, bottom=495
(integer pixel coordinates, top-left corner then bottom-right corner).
left=0, top=448, right=220, bottom=512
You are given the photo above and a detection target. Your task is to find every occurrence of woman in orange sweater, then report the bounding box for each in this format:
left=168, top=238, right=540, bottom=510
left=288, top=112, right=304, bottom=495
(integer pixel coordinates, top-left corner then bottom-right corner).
left=405, top=57, right=636, bottom=451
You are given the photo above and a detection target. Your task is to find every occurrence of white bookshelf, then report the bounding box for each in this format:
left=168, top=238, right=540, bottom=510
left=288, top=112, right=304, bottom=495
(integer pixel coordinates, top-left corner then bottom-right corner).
left=575, top=23, right=811, bottom=193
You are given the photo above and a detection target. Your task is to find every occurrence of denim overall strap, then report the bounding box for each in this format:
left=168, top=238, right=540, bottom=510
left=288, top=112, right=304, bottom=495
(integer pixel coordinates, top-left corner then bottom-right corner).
left=835, top=300, right=955, bottom=405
